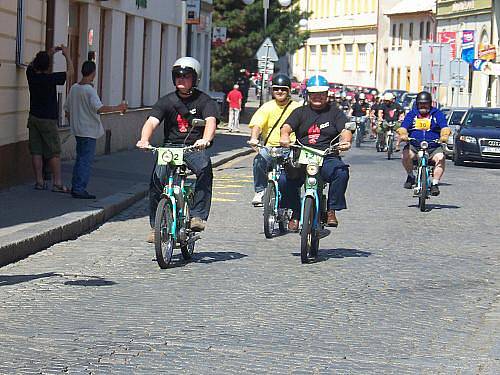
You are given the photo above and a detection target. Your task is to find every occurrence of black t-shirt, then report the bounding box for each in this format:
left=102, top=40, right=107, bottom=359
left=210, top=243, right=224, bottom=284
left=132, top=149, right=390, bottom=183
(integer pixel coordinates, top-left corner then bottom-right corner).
left=340, top=100, right=351, bottom=111
left=149, top=90, right=219, bottom=145
left=26, top=66, right=66, bottom=120
left=351, top=102, right=370, bottom=117
left=380, top=102, right=404, bottom=122
left=285, top=104, right=348, bottom=150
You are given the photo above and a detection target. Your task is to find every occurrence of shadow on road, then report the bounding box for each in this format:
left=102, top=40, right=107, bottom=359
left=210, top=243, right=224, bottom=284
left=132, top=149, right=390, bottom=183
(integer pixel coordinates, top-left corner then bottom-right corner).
left=408, top=204, right=460, bottom=211
left=0, top=272, right=59, bottom=286
left=64, top=277, right=116, bottom=287
left=292, top=248, right=372, bottom=262
left=157, top=251, right=248, bottom=269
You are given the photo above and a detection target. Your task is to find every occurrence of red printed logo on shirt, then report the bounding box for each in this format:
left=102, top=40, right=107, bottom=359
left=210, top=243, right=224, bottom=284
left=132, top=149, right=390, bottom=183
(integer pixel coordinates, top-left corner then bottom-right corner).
left=308, top=124, right=321, bottom=144
left=176, top=114, right=189, bottom=133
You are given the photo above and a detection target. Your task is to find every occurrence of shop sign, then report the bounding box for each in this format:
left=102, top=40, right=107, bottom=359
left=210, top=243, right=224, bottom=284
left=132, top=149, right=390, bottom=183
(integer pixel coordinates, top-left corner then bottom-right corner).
left=461, top=30, right=475, bottom=63
left=186, top=0, right=201, bottom=25
left=212, top=27, right=227, bottom=47
left=478, top=44, right=496, bottom=61
left=438, top=31, right=457, bottom=60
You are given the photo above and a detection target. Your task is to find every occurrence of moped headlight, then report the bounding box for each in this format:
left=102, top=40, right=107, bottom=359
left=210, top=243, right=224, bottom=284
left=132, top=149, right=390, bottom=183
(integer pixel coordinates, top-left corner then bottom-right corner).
left=162, top=150, right=173, bottom=163
left=307, top=177, right=317, bottom=186
left=269, top=147, right=279, bottom=158
left=420, top=141, right=429, bottom=150
left=418, top=150, right=424, bottom=158
left=306, top=164, right=319, bottom=176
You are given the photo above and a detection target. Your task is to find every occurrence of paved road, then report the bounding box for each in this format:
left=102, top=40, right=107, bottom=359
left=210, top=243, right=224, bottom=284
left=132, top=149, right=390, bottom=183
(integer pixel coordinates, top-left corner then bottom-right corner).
left=1, top=144, right=499, bottom=373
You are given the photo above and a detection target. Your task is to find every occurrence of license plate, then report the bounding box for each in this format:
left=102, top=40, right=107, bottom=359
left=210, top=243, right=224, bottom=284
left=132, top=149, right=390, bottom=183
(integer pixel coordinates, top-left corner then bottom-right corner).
left=414, top=118, right=431, bottom=131
left=298, top=149, right=324, bottom=166
left=482, top=146, right=500, bottom=154
left=157, top=147, right=184, bottom=166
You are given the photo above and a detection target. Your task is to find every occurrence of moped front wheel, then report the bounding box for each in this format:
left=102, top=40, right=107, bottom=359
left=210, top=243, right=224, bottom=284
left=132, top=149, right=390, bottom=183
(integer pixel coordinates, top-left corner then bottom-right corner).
left=387, top=134, right=393, bottom=160
left=180, top=199, right=195, bottom=260
left=263, top=182, right=277, bottom=239
left=355, top=126, right=362, bottom=148
left=154, top=198, right=175, bottom=269
left=418, top=167, right=427, bottom=212
left=300, top=197, right=317, bottom=264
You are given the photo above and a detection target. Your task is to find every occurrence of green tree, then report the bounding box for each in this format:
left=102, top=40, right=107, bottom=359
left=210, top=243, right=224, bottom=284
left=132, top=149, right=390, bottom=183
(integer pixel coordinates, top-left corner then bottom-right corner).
left=211, top=0, right=310, bottom=92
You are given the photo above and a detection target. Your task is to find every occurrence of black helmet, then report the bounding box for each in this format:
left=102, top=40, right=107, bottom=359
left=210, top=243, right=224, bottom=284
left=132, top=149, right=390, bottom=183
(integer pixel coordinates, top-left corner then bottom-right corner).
left=416, top=91, right=432, bottom=105
left=416, top=91, right=432, bottom=115
left=271, top=73, right=291, bottom=89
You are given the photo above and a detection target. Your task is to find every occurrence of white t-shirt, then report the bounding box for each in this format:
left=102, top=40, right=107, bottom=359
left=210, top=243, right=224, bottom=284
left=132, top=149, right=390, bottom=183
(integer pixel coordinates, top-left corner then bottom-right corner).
left=64, top=83, right=104, bottom=139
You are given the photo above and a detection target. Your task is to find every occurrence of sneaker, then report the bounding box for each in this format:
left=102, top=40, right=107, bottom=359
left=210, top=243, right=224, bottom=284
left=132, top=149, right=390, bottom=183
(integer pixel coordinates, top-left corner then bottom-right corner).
left=190, top=217, right=206, bottom=232
left=287, top=218, right=299, bottom=232
left=251, top=191, right=265, bottom=206
left=71, top=190, right=96, bottom=199
left=147, top=229, right=155, bottom=243
left=404, top=175, right=416, bottom=189
left=430, top=184, right=440, bottom=196
left=326, top=210, right=338, bottom=227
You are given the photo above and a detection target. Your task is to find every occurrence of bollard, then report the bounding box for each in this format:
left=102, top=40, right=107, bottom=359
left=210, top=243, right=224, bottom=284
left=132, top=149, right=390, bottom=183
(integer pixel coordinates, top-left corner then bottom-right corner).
left=105, top=129, right=111, bottom=155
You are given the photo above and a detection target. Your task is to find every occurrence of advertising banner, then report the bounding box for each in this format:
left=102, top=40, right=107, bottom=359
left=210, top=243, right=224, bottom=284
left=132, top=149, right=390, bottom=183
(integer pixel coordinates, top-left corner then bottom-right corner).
left=186, top=0, right=201, bottom=25
left=461, top=30, right=475, bottom=63
left=478, top=44, right=497, bottom=61
left=438, top=31, right=457, bottom=60
left=212, top=27, right=227, bottom=47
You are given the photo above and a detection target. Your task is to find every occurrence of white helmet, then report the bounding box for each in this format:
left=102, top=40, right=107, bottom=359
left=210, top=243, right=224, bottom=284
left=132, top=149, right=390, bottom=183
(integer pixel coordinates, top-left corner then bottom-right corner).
left=172, top=57, right=202, bottom=87
left=358, top=93, right=366, bottom=100
left=383, top=92, right=395, bottom=101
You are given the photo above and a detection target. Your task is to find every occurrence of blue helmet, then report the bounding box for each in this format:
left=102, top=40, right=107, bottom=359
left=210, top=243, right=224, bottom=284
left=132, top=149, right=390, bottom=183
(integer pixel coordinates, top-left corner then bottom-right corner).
left=307, top=75, right=329, bottom=93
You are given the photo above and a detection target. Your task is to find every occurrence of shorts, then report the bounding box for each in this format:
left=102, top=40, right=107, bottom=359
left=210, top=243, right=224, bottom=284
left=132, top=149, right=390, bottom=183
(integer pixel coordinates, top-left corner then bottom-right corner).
left=376, top=121, right=401, bottom=134
left=405, top=144, right=444, bottom=159
left=27, top=115, right=61, bottom=158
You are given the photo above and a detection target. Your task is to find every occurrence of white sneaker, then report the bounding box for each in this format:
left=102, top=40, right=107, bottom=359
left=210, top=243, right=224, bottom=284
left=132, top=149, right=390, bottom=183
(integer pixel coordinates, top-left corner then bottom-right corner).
left=252, top=191, right=265, bottom=206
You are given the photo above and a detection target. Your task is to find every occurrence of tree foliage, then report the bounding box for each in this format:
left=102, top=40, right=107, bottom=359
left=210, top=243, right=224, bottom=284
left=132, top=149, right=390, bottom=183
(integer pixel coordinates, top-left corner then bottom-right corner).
left=211, top=0, right=310, bottom=92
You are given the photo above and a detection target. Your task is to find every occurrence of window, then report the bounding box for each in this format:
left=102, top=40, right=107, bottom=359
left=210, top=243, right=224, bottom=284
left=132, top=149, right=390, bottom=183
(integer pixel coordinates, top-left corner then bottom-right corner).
left=399, top=23, right=403, bottom=46
left=390, top=67, right=395, bottom=88
left=409, top=23, right=413, bottom=47
left=426, top=21, right=431, bottom=41
left=358, top=43, right=368, bottom=71
left=419, top=21, right=424, bottom=42
left=321, top=45, right=328, bottom=70
left=392, top=24, right=396, bottom=46
left=397, top=67, right=401, bottom=88
left=406, top=67, right=411, bottom=91
left=344, top=44, right=353, bottom=70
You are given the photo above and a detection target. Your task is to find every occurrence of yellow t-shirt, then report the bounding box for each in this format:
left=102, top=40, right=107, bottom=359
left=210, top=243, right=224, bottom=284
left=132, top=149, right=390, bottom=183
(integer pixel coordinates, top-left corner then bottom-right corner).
left=249, top=99, right=300, bottom=147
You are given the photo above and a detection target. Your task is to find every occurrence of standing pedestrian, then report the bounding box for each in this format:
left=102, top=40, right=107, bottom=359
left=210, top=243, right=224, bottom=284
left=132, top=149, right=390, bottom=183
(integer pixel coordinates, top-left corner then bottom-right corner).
left=26, top=45, right=73, bottom=192
left=64, top=61, right=127, bottom=199
left=226, top=84, right=242, bottom=132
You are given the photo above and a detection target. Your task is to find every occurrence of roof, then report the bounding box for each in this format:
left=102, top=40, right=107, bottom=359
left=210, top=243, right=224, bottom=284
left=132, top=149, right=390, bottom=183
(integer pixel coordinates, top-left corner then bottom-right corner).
left=385, top=0, right=436, bottom=16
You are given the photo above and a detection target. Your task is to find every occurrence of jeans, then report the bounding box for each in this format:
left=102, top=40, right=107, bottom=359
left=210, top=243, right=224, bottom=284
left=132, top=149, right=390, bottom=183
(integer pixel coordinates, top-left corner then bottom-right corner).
left=149, top=149, right=213, bottom=228
left=253, top=147, right=273, bottom=193
left=228, top=108, right=240, bottom=131
left=280, top=156, right=349, bottom=217
left=72, top=136, right=97, bottom=193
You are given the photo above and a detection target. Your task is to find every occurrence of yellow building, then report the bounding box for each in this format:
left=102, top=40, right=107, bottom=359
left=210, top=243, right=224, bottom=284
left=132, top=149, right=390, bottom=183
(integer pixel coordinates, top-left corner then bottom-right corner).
left=292, top=0, right=378, bottom=88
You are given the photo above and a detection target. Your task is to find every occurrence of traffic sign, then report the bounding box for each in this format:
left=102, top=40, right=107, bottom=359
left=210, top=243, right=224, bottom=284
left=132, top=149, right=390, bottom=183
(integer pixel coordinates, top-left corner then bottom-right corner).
left=255, top=37, right=279, bottom=61
left=258, top=60, right=274, bottom=70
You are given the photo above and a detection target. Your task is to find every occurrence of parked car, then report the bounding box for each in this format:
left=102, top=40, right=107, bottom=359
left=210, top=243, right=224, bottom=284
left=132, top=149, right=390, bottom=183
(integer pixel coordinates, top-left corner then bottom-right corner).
left=443, top=107, right=468, bottom=152
left=454, top=107, right=500, bottom=165
left=400, top=92, right=418, bottom=111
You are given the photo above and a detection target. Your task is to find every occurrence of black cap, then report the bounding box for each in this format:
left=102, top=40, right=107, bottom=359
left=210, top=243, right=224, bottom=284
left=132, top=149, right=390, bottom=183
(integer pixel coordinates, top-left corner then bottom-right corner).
left=416, top=91, right=432, bottom=104
left=271, top=73, right=291, bottom=89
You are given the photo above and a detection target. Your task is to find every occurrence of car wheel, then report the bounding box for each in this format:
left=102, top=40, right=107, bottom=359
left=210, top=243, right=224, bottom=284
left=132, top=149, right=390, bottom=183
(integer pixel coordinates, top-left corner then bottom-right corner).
left=454, top=151, right=465, bottom=166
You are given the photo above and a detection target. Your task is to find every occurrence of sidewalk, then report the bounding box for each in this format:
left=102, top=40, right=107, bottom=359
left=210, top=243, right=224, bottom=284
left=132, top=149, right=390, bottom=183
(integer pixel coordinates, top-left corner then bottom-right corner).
left=0, top=129, right=253, bottom=266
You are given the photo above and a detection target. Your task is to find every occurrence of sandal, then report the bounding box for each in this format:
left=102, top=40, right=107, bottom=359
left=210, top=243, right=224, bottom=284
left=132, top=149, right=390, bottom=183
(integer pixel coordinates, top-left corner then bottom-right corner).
left=52, top=184, right=70, bottom=194
left=34, top=182, right=47, bottom=190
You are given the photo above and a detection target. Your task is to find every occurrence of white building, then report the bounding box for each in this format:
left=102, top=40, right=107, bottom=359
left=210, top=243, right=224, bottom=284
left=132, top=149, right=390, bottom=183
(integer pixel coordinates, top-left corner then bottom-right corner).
left=1, top=0, right=213, bottom=188
left=292, top=0, right=378, bottom=88
left=384, top=0, right=436, bottom=93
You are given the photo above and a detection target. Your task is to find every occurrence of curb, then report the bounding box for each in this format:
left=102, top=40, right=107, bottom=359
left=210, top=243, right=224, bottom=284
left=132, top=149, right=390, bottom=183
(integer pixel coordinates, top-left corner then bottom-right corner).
left=0, top=148, right=253, bottom=267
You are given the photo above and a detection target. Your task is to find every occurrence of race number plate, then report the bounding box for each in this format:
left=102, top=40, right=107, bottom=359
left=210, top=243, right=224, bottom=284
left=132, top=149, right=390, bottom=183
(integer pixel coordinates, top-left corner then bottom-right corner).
left=298, top=149, right=324, bottom=166
left=157, top=147, right=184, bottom=166
left=483, top=146, right=500, bottom=154
left=414, top=118, right=431, bottom=131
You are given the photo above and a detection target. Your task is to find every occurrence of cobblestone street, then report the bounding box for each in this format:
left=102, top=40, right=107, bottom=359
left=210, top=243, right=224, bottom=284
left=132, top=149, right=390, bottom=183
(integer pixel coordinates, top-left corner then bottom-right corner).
left=0, top=145, right=499, bottom=374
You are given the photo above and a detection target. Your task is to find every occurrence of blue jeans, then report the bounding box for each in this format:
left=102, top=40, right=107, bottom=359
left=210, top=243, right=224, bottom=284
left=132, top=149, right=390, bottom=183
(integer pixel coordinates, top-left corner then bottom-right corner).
left=149, top=150, right=213, bottom=228
left=280, top=156, right=349, bottom=217
left=71, top=136, right=97, bottom=193
left=253, top=148, right=273, bottom=193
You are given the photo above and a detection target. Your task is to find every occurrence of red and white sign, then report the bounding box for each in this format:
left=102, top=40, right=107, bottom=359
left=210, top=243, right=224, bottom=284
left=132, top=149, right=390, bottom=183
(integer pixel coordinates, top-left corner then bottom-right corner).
left=478, top=44, right=497, bottom=61
left=438, top=31, right=457, bottom=60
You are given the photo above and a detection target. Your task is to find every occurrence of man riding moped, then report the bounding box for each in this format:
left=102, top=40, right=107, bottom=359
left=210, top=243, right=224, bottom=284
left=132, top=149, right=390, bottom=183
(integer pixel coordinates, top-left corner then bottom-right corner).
left=136, top=57, right=219, bottom=242
left=279, top=75, right=352, bottom=230
left=397, top=91, right=450, bottom=196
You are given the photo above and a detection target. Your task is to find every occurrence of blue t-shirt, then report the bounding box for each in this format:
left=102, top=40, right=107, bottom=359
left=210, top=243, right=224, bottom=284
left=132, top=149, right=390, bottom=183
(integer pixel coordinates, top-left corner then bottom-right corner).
left=401, top=107, right=448, bottom=148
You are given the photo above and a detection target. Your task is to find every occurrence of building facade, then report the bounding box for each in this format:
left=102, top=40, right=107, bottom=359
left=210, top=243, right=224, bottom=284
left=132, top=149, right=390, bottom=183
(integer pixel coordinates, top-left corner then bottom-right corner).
left=436, top=0, right=497, bottom=107
left=1, top=0, right=213, bottom=188
left=385, top=1, right=436, bottom=93
left=292, top=0, right=378, bottom=88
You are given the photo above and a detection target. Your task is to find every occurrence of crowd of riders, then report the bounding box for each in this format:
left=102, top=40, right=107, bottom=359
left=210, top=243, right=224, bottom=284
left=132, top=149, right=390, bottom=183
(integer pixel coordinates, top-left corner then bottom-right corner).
left=137, top=55, right=450, bottom=245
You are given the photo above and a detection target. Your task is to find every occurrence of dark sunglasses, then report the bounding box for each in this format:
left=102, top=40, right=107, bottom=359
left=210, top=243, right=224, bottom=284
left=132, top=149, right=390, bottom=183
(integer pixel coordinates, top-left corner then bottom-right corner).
left=272, top=87, right=288, bottom=92
left=174, top=73, right=192, bottom=79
